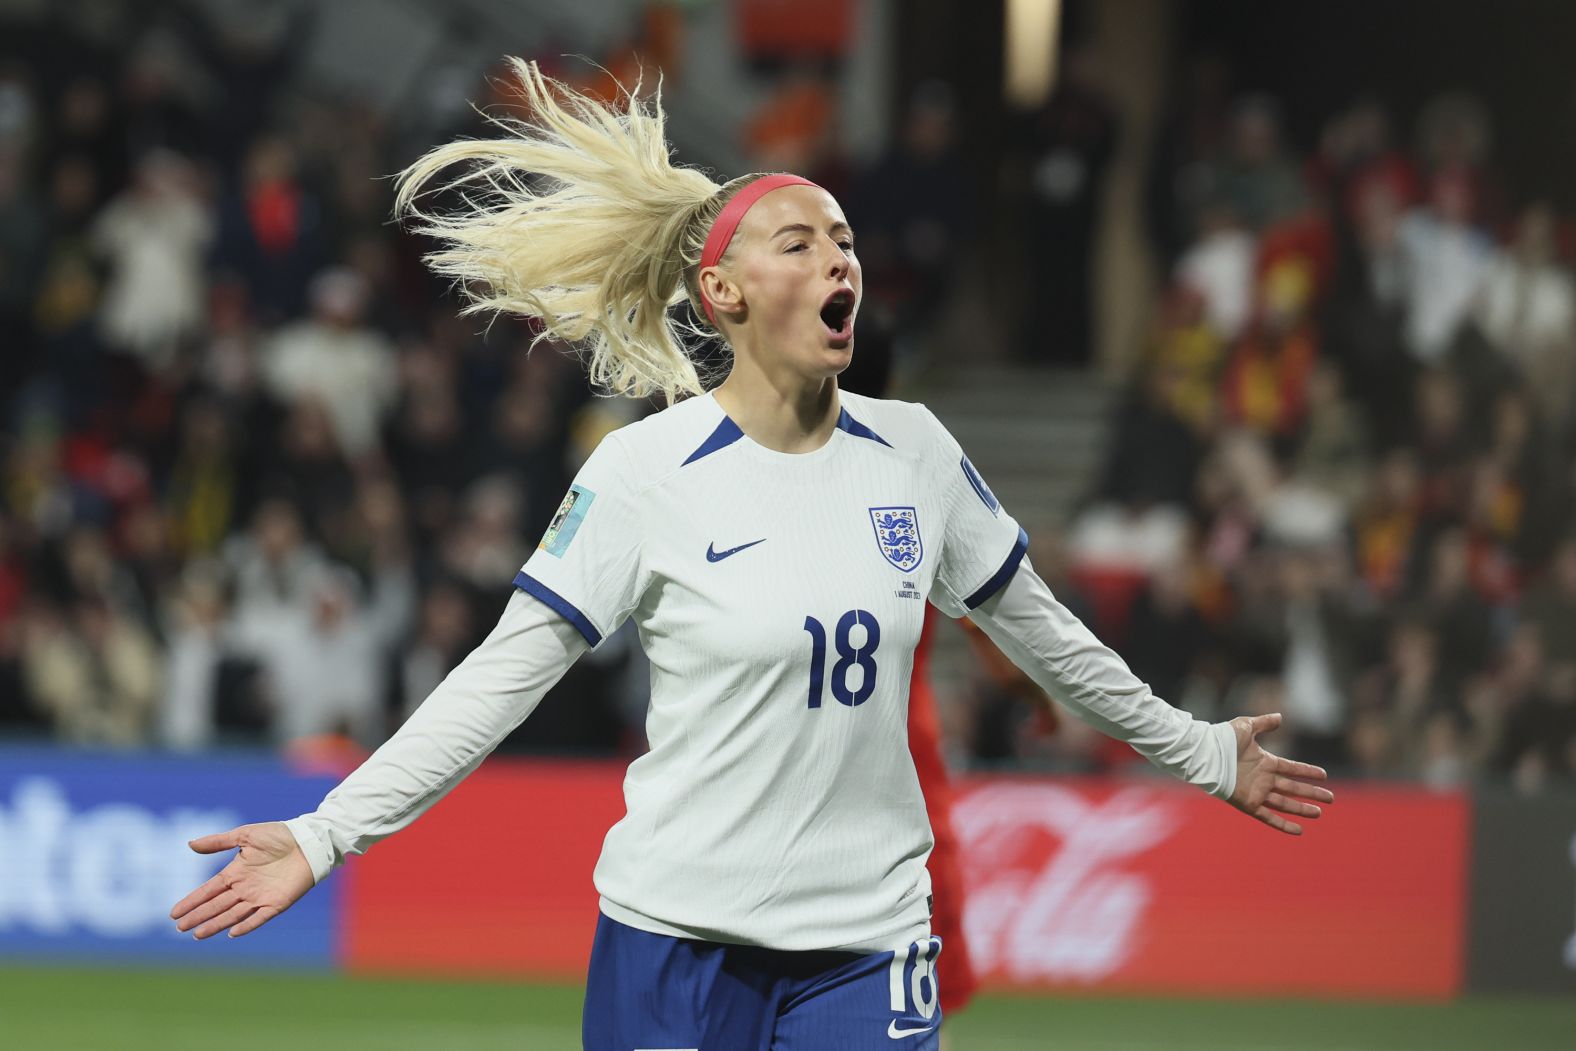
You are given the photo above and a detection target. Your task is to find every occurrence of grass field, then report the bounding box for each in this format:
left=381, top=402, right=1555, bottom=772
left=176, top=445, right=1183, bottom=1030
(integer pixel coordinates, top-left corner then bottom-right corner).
left=3, top=967, right=1572, bottom=1050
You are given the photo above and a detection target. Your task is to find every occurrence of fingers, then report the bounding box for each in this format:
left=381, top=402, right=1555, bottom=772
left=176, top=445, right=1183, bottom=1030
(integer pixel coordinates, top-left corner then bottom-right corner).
left=228, top=906, right=281, bottom=939
left=1251, top=712, right=1283, bottom=736
left=170, top=869, right=232, bottom=920
left=191, top=900, right=257, bottom=940
left=1274, top=756, right=1330, bottom=783
left=188, top=828, right=245, bottom=855
left=174, top=889, right=239, bottom=933
left=1275, top=774, right=1335, bottom=804
left=1254, top=805, right=1302, bottom=836
left=1265, top=791, right=1322, bottom=820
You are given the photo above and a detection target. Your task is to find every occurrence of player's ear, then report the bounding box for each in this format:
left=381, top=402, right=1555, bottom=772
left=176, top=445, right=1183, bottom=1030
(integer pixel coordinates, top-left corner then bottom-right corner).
left=700, top=266, right=745, bottom=319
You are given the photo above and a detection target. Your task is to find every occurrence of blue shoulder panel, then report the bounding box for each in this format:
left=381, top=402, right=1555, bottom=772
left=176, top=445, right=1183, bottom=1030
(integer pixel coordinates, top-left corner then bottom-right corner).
left=684, top=405, right=890, bottom=462
left=682, top=416, right=745, bottom=466
left=837, top=407, right=892, bottom=447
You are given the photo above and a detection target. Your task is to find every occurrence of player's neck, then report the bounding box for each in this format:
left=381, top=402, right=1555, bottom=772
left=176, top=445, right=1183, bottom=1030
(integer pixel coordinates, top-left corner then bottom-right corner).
left=712, top=365, right=839, bottom=455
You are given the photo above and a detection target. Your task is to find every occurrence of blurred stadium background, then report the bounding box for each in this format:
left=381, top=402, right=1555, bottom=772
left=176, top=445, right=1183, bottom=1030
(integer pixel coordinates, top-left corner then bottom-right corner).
left=3, top=0, right=1576, bottom=1047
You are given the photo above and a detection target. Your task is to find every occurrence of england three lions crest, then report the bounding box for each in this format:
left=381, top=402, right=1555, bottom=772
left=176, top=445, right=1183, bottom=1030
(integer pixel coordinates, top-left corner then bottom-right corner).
left=869, top=506, right=923, bottom=572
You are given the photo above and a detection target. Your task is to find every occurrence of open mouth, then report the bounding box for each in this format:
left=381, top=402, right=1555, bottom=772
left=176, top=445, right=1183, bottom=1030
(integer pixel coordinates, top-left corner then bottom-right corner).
left=819, top=289, right=856, bottom=342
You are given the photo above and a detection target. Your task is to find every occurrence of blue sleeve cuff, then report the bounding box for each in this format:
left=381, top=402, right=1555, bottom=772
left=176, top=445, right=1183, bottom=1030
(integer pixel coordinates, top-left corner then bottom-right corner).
left=963, top=528, right=1029, bottom=610
left=513, top=571, right=603, bottom=647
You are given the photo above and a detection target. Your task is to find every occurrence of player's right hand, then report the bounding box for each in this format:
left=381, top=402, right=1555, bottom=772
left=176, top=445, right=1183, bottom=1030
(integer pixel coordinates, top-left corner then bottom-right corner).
left=169, top=821, right=315, bottom=940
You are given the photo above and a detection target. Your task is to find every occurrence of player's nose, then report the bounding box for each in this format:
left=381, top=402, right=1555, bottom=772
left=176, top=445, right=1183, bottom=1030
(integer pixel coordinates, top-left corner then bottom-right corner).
left=825, top=243, right=849, bottom=281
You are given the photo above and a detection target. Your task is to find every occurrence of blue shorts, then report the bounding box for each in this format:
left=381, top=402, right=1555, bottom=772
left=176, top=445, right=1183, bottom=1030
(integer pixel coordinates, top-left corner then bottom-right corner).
left=582, top=913, right=944, bottom=1050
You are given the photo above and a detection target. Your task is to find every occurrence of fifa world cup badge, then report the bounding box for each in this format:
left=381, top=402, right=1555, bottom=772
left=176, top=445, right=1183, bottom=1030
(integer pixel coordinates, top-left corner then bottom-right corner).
left=540, top=485, right=595, bottom=557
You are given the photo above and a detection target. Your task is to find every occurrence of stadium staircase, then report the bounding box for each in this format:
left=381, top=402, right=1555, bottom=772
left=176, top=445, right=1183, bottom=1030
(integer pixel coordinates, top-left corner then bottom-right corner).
left=914, top=366, right=1120, bottom=534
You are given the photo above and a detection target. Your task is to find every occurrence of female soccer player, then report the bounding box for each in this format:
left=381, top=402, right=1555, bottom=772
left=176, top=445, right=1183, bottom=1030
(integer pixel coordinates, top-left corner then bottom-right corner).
left=170, top=60, right=1333, bottom=1050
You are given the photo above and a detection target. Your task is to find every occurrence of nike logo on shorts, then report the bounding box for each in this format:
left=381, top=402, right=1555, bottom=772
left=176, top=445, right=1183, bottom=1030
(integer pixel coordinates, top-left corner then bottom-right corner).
left=887, top=1020, right=934, bottom=1039
left=706, top=538, right=766, bottom=562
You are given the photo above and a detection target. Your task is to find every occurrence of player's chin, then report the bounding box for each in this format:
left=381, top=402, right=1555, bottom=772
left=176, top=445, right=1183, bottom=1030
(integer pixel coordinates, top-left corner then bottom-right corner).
left=818, top=336, right=855, bottom=375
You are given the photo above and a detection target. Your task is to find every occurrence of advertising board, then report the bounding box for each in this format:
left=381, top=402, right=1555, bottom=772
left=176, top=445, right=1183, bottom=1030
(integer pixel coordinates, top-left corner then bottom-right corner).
left=0, top=749, right=1485, bottom=999
left=1466, top=787, right=1576, bottom=994
left=951, top=778, right=1471, bottom=999
left=0, top=747, right=342, bottom=967
left=342, top=759, right=626, bottom=977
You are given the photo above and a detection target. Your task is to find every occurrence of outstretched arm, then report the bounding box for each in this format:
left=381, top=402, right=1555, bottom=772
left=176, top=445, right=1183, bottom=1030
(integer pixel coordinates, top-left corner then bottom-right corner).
left=962, top=558, right=1333, bottom=834
left=170, top=590, right=590, bottom=939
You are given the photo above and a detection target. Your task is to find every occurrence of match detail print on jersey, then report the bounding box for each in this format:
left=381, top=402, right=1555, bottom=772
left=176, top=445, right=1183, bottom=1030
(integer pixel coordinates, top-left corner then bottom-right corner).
left=540, top=484, right=595, bottom=557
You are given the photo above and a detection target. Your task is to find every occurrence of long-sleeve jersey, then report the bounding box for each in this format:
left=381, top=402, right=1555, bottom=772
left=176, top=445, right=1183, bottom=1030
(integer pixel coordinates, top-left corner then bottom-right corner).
left=285, top=391, right=1236, bottom=953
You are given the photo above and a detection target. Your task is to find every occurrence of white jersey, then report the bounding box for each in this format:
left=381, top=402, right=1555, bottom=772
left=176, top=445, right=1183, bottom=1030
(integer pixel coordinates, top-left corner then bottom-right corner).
left=516, top=390, right=1024, bottom=952
left=283, top=389, right=1237, bottom=957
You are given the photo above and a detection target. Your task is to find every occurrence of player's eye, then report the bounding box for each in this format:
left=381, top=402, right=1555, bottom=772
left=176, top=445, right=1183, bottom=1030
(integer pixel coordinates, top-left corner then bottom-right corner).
left=785, top=242, right=807, bottom=252
left=838, top=239, right=855, bottom=252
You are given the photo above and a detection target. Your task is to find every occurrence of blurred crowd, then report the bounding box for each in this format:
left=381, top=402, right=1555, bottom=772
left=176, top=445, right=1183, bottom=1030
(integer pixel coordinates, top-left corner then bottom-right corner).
left=3, top=4, right=1573, bottom=795
left=0, top=2, right=969, bottom=763
left=1044, top=79, right=1576, bottom=792
left=0, top=5, right=655, bottom=759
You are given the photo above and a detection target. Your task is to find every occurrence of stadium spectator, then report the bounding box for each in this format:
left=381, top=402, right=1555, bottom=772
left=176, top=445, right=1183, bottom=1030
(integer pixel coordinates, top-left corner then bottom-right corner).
left=164, top=397, right=242, bottom=556
left=20, top=594, right=161, bottom=746
left=1274, top=547, right=1363, bottom=768
left=1216, top=96, right=1308, bottom=233
left=0, top=144, right=48, bottom=392
left=262, top=267, right=398, bottom=463
left=1015, top=47, right=1117, bottom=364
left=1412, top=367, right=1474, bottom=517
left=1476, top=204, right=1576, bottom=424
left=1312, top=99, right=1419, bottom=231
left=849, top=81, right=971, bottom=358
left=1520, top=535, right=1576, bottom=668
left=222, top=498, right=329, bottom=644
left=1095, top=363, right=1209, bottom=509
left=1176, top=201, right=1255, bottom=342
left=1489, top=625, right=1575, bottom=792
left=1347, top=449, right=1419, bottom=599
left=91, top=150, right=212, bottom=372
left=1350, top=618, right=1451, bottom=776
left=231, top=564, right=392, bottom=747
left=213, top=133, right=324, bottom=322
left=45, top=75, right=127, bottom=207
left=1291, top=361, right=1372, bottom=512
left=159, top=559, right=228, bottom=750
left=1144, top=284, right=1226, bottom=434
left=1124, top=559, right=1209, bottom=707
left=396, top=579, right=476, bottom=722
left=1322, top=178, right=1413, bottom=442
left=1219, top=257, right=1319, bottom=439
left=1397, top=170, right=1494, bottom=363
left=1414, top=91, right=1505, bottom=229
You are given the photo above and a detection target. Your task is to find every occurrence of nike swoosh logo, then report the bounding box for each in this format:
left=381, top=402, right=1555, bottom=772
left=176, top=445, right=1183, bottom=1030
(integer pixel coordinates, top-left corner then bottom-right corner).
left=706, top=539, right=766, bottom=562
left=887, top=1020, right=934, bottom=1039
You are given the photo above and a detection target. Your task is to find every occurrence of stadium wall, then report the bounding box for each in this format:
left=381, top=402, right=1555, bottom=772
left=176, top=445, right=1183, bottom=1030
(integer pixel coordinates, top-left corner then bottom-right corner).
left=0, top=747, right=1567, bottom=998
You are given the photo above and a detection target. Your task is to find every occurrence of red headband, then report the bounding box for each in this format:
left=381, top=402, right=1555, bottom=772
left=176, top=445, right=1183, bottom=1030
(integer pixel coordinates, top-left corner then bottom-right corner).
left=698, top=173, right=821, bottom=324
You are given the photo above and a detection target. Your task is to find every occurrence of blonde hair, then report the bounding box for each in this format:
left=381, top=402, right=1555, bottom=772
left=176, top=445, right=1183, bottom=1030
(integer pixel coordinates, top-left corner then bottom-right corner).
left=395, top=58, right=756, bottom=403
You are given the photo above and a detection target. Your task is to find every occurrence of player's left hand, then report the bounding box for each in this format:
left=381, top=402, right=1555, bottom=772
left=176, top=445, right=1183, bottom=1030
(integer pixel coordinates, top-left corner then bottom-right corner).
left=1225, top=712, right=1333, bottom=835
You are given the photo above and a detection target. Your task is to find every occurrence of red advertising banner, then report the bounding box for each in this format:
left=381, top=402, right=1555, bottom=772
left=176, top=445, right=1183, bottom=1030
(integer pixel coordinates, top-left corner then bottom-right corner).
left=343, top=760, right=625, bottom=978
left=342, top=761, right=1471, bottom=1000
left=952, top=778, right=1471, bottom=1000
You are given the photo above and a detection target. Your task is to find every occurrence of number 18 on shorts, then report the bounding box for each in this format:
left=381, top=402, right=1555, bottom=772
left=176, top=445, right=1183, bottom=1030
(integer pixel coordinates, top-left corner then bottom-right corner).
left=583, top=914, right=944, bottom=1050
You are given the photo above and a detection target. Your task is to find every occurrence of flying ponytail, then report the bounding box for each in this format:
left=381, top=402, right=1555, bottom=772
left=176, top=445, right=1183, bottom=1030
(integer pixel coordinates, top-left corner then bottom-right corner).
left=395, top=58, right=752, bottom=403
